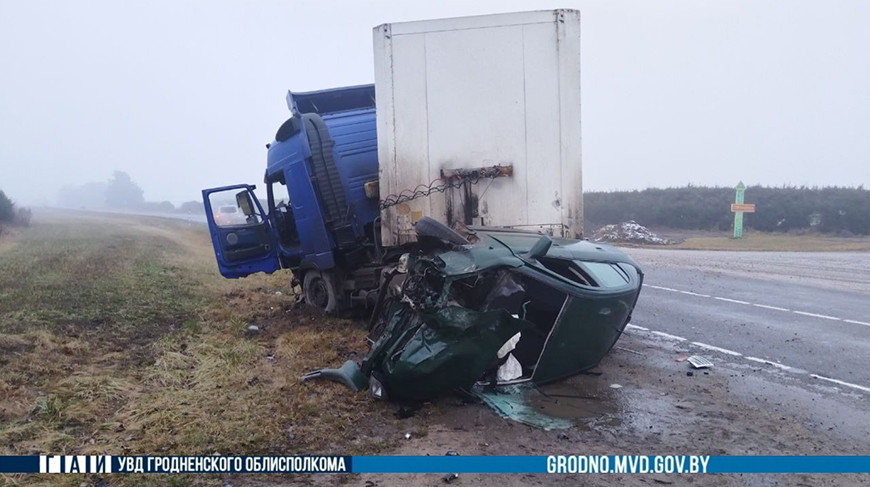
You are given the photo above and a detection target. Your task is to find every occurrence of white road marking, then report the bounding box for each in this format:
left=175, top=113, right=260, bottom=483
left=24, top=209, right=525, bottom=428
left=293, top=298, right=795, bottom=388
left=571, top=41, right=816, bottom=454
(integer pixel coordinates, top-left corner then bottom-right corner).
left=650, top=330, right=686, bottom=341
left=630, top=324, right=870, bottom=394
left=793, top=311, right=841, bottom=321
left=810, top=374, right=870, bottom=394
left=752, top=303, right=790, bottom=312
left=645, top=284, right=680, bottom=292
left=642, top=283, right=868, bottom=327
left=692, top=342, right=742, bottom=357
left=678, top=290, right=711, bottom=298
left=745, top=356, right=794, bottom=371
left=635, top=284, right=870, bottom=394
left=713, top=296, right=751, bottom=305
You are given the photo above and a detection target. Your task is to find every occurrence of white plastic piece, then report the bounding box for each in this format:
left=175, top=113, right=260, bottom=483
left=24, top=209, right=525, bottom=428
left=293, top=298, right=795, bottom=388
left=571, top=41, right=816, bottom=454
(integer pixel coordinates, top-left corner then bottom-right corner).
left=497, top=332, right=522, bottom=359
left=687, top=355, right=714, bottom=369
left=497, top=354, right=523, bottom=382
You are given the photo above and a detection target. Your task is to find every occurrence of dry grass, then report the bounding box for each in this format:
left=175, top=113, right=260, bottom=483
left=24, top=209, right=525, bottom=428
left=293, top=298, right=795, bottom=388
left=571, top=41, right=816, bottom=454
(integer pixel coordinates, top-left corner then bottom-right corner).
left=670, top=232, right=870, bottom=251
left=0, top=210, right=400, bottom=487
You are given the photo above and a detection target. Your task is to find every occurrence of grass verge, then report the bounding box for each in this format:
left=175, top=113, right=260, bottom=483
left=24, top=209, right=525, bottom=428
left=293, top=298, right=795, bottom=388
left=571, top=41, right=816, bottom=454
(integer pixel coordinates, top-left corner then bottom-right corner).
left=0, top=210, right=399, bottom=486
left=670, top=232, right=870, bottom=251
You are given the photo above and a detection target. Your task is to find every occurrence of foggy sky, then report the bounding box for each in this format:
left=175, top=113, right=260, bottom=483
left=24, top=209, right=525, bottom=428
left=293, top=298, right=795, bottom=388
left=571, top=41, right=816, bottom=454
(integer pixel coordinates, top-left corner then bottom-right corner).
left=1, top=0, right=868, bottom=206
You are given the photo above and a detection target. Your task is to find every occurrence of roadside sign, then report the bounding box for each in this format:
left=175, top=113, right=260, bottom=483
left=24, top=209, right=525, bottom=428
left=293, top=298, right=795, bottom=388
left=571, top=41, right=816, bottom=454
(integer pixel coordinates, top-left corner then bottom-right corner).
left=732, top=182, right=749, bottom=239
left=730, top=203, right=756, bottom=213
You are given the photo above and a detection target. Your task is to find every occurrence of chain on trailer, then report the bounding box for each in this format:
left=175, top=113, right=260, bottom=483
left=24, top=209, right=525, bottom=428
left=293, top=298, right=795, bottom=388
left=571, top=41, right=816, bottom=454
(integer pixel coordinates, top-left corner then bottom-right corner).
left=378, top=164, right=513, bottom=210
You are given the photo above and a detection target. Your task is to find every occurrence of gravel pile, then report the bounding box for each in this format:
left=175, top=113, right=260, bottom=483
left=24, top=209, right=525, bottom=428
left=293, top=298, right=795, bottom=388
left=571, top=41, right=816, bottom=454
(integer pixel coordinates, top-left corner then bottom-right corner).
left=591, top=221, right=672, bottom=245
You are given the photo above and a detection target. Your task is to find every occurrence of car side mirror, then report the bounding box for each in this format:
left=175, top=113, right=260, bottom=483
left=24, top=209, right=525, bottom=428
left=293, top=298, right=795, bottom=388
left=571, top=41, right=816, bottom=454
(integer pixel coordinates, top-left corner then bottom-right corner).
left=527, top=235, right=552, bottom=260
left=236, top=190, right=255, bottom=217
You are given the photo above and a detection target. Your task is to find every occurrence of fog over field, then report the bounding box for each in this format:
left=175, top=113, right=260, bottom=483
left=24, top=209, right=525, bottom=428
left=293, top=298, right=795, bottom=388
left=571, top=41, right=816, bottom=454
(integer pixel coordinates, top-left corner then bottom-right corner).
left=1, top=0, right=868, bottom=206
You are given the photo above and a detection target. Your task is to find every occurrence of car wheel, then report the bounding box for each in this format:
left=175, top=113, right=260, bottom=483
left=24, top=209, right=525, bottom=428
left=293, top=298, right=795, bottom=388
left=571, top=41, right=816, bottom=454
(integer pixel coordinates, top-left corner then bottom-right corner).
left=303, top=271, right=340, bottom=314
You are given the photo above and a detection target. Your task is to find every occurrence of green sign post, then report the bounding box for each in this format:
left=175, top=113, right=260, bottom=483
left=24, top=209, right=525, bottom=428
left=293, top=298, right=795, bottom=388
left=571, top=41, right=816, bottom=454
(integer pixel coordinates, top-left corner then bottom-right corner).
left=733, top=181, right=746, bottom=238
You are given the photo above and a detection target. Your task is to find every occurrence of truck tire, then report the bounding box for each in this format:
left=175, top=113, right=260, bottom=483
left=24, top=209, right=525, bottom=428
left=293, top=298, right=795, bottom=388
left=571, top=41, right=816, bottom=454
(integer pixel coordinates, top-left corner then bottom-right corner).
left=303, top=271, right=340, bottom=314
left=414, top=216, right=469, bottom=245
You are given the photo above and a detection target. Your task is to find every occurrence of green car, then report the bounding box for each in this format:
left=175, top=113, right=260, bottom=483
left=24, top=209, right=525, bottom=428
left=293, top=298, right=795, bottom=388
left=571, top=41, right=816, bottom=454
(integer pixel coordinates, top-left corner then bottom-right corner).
left=304, top=225, right=643, bottom=402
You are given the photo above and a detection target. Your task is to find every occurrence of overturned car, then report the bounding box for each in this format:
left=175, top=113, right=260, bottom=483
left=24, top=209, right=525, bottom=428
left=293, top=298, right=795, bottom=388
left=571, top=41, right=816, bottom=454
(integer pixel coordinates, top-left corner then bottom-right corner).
left=304, top=220, right=643, bottom=402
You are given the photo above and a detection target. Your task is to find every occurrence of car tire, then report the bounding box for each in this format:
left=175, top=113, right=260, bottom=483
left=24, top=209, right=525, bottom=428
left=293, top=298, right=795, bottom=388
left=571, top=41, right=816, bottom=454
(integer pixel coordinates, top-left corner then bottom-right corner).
left=414, top=216, right=469, bottom=245
left=303, top=270, right=340, bottom=314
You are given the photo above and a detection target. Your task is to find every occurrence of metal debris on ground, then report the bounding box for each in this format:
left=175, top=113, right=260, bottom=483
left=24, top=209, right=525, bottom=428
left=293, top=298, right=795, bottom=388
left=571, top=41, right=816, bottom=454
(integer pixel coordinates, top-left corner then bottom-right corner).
left=687, top=355, right=714, bottom=369
left=441, top=473, right=460, bottom=483
left=609, top=383, right=623, bottom=389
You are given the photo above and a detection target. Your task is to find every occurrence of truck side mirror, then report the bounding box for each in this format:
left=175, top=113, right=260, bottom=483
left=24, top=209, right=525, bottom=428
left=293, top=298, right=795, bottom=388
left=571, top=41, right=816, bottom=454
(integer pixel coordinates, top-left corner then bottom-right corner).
left=236, top=190, right=255, bottom=217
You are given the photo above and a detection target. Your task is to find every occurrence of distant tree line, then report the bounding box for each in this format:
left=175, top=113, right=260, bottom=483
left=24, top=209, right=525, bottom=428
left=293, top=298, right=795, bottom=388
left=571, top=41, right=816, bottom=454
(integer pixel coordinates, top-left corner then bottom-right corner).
left=585, top=185, right=870, bottom=235
left=56, top=171, right=204, bottom=215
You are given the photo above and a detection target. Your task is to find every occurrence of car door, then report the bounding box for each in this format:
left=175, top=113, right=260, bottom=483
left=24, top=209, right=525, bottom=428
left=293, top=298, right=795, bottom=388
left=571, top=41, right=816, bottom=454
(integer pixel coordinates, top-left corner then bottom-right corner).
left=202, top=184, right=281, bottom=278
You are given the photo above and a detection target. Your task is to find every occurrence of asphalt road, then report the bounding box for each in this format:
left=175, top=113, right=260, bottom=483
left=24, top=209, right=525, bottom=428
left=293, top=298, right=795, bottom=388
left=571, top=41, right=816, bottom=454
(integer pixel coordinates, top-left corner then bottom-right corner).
left=623, top=248, right=870, bottom=394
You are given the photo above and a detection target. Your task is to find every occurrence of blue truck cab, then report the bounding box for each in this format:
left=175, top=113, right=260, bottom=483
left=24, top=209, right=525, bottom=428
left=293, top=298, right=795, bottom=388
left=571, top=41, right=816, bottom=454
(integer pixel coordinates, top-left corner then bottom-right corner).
left=202, top=85, right=381, bottom=312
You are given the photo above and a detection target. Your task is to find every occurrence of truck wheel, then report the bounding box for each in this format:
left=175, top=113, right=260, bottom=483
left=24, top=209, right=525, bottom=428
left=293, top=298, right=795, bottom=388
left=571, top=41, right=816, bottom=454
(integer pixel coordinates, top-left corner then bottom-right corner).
left=414, top=216, right=469, bottom=245
left=303, top=271, right=340, bottom=314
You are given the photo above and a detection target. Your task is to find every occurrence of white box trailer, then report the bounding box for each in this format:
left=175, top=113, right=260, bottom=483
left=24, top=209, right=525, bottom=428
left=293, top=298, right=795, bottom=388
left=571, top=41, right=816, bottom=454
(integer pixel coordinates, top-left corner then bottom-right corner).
left=374, top=9, right=582, bottom=247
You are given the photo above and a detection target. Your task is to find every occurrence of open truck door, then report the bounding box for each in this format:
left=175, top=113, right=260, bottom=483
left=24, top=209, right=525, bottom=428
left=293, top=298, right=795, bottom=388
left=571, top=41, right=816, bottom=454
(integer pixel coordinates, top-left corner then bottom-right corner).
left=202, top=184, right=281, bottom=278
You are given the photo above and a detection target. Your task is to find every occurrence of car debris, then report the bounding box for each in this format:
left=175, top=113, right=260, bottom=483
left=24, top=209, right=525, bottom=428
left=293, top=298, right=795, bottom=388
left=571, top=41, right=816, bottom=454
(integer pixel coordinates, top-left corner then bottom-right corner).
left=302, top=224, right=643, bottom=402
left=441, top=473, right=460, bottom=483
left=475, top=384, right=573, bottom=431
left=687, top=355, right=714, bottom=369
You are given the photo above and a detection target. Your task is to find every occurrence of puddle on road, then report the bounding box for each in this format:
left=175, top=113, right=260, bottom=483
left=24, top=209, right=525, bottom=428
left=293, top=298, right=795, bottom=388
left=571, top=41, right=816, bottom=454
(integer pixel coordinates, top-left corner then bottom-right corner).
left=532, top=375, right=624, bottom=429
